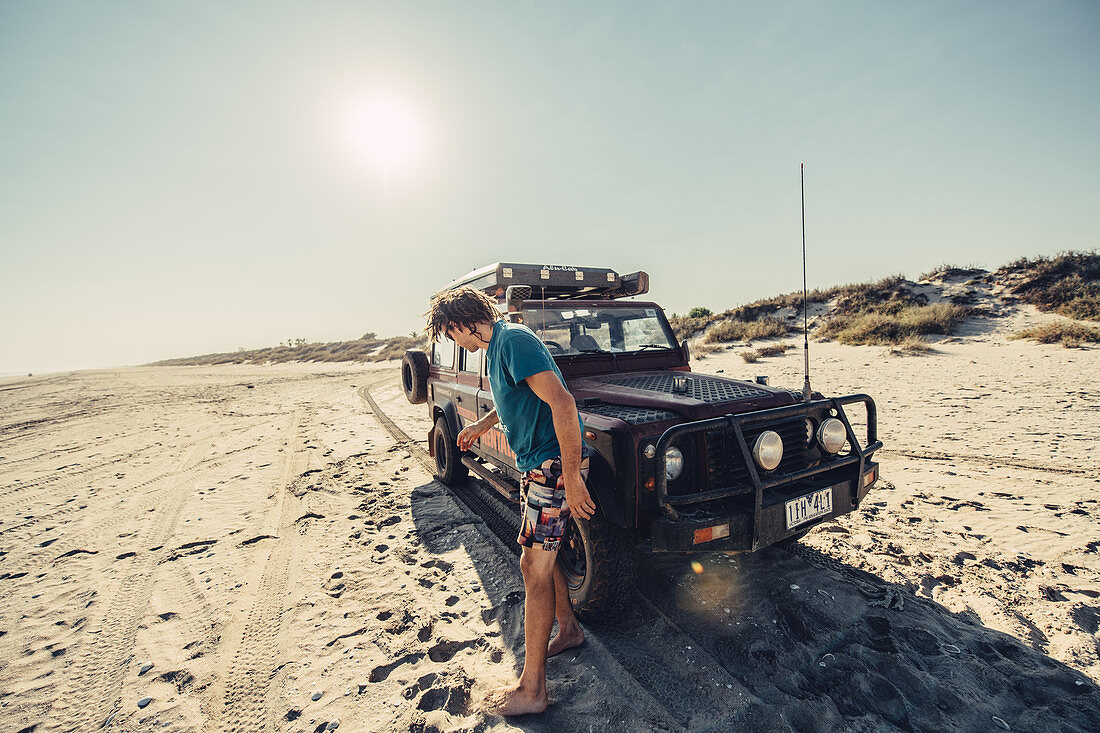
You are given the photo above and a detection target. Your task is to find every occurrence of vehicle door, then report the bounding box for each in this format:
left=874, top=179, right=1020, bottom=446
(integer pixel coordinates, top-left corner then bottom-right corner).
left=453, top=346, right=482, bottom=436
left=429, top=336, right=458, bottom=419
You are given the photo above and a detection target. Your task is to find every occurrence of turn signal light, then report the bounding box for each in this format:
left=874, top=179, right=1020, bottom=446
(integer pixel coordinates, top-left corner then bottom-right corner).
left=862, top=467, right=877, bottom=488
left=693, top=523, right=730, bottom=545
left=644, top=478, right=656, bottom=491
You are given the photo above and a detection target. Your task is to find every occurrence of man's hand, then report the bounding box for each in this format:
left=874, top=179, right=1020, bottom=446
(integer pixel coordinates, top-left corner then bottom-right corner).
left=457, top=419, right=489, bottom=451
left=563, top=471, right=596, bottom=521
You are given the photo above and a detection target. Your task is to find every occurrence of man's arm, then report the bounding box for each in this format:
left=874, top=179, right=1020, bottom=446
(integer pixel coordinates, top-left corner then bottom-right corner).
left=525, top=370, right=596, bottom=520
left=457, top=410, right=498, bottom=451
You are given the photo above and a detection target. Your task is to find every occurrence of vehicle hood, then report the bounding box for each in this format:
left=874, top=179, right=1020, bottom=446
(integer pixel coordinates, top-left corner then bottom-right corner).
left=567, top=370, right=798, bottom=421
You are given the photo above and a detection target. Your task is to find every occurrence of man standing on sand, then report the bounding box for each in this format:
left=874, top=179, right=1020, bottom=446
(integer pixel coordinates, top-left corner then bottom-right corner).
left=426, top=286, right=592, bottom=716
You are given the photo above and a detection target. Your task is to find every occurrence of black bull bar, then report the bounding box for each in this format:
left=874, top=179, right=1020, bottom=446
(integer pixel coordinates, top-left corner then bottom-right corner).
left=654, top=394, right=881, bottom=528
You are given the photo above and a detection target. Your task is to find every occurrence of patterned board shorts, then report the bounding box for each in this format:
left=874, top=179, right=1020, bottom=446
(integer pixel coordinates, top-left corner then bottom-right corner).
left=517, top=449, right=591, bottom=553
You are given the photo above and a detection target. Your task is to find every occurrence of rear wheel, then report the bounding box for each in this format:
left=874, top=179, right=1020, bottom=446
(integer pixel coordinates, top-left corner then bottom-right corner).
left=432, top=416, right=468, bottom=486
left=557, top=514, right=636, bottom=622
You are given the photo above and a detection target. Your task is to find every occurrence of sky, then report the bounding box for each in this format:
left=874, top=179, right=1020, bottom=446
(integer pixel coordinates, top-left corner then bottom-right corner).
left=1, top=1, right=1097, bottom=374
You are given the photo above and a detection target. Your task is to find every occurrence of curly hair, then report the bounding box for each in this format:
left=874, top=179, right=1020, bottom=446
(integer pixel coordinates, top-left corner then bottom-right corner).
left=425, top=286, right=502, bottom=342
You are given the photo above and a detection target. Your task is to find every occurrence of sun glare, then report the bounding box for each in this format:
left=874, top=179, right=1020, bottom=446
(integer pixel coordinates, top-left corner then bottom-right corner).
left=346, top=93, right=427, bottom=183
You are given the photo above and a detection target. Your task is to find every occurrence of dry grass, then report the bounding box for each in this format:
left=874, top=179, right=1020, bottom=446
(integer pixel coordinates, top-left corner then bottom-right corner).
left=886, top=335, right=935, bottom=356
left=740, top=350, right=759, bottom=363
left=755, top=342, right=794, bottom=357
left=919, top=263, right=987, bottom=281
left=817, top=303, right=971, bottom=345
left=1010, top=321, right=1100, bottom=348
left=997, top=250, right=1100, bottom=321
left=704, top=318, right=789, bottom=343
left=690, top=342, right=723, bottom=360
left=151, top=335, right=429, bottom=367
left=669, top=315, right=713, bottom=341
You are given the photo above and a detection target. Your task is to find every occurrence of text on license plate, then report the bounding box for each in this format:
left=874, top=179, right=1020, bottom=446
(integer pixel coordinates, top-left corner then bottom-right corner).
left=785, top=488, right=833, bottom=529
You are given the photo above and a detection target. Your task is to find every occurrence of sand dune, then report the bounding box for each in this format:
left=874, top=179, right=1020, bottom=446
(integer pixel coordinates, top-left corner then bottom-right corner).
left=1, top=319, right=1097, bottom=731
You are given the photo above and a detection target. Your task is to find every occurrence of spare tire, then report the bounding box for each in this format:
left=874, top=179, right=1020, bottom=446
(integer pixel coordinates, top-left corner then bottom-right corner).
left=401, top=350, right=429, bottom=404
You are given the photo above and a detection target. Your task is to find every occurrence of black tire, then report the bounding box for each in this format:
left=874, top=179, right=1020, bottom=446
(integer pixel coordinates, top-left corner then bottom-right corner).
left=432, top=416, right=468, bottom=486
left=401, top=350, right=429, bottom=404
left=557, top=514, right=636, bottom=622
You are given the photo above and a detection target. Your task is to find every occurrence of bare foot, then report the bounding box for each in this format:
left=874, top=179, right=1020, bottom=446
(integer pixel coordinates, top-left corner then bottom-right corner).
left=547, top=625, right=585, bottom=657
left=482, top=683, right=548, bottom=716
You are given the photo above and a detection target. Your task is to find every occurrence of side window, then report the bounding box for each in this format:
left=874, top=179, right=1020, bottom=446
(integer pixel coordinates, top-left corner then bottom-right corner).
left=432, top=337, right=456, bottom=368
left=460, top=347, right=482, bottom=375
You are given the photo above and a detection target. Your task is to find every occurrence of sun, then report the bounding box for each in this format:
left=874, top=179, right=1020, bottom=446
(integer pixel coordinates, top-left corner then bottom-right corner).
left=346, top=92, right=427, bottom=182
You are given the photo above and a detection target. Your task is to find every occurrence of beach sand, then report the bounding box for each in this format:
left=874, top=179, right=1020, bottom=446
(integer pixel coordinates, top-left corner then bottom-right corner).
left=1, top=315, right=1098, bottom=731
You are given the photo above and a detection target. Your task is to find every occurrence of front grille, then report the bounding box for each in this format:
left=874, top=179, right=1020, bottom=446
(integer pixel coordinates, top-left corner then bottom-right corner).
left=581, top=402, right=677, bottom=425
left=608, top=374, right=770, bottom=403
left=704, top=417, right=810, bottom=492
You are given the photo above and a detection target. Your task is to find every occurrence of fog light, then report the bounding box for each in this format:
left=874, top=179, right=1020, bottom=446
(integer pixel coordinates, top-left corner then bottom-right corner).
left=752, top=431, right=783, bottom=471
left=817, top=418, right=846, bottom=453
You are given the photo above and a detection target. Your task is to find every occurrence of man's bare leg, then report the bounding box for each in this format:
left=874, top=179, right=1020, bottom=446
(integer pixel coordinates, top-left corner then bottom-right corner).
left=547, top=562, right=584, bottom=657
left=483, top=546, right=557, bottom=716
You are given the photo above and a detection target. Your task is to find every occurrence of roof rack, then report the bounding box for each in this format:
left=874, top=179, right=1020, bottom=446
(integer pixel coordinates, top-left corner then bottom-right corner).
left=438, top=263, right=649, bottom=302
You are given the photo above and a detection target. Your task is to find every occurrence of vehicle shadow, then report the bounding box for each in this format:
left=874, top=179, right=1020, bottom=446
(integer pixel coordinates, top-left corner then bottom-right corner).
left=409, top=479, right=1100, bottom=732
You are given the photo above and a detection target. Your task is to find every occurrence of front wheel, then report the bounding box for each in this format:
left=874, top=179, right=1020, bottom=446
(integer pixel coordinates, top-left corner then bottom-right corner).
left=432, top=416, right=468, bottom=486
left=557, top=514, right=636, bottom=622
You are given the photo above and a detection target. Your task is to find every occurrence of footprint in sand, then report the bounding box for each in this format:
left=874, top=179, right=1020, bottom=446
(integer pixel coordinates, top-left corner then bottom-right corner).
left=427, top=637, right=479, bottom=663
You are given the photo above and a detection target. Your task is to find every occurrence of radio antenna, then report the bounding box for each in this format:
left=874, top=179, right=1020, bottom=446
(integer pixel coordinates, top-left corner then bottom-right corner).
left=801, top=163, right=812, bottom=402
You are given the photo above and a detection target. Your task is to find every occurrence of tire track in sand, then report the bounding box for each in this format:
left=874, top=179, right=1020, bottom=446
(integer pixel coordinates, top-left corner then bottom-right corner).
left=215, top=409, right=313, bottom=733
left=39, top=438, right=220, bottom=731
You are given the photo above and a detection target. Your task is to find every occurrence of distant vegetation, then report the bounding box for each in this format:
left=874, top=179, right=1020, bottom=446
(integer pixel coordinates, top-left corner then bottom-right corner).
left=755, top=343, right=794, bottom=357
left=704, top=318, right=789, bottom=343
left=818, top=302, right=971, bottom=345
left=676, top=251, right=1100, bottom=346
left=154, top=251, right=1098, bottom=366
left=689, top=342, right=723, bottom=359
left=1010, top=321, right=1100, bottom=348
left=996, top=251, right=1099, bottom=321
left=151, top=334, right=426, bottom=367
left=886, top=334, right=936, bottom=356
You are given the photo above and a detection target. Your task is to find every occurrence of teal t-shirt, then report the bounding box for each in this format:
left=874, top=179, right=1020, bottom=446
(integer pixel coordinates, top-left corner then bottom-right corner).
left=486, top=319, right=583, bottom=471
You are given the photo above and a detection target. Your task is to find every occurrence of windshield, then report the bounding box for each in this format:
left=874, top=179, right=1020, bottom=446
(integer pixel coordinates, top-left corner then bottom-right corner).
left=519, top=304, right=678, bottom=355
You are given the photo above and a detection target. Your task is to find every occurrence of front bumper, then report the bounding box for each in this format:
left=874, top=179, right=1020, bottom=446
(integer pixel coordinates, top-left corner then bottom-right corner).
left=651, top=461, right=878, bottom=551
left=652, top=394, right=881, bottom=552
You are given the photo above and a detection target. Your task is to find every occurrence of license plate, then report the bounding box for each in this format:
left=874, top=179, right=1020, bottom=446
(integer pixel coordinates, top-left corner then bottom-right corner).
left=785, top=488, right=833, bottom=529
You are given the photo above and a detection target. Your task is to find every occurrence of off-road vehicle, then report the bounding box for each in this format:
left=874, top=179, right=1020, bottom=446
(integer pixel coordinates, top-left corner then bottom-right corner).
left=402, top=263, right=881, bottom=619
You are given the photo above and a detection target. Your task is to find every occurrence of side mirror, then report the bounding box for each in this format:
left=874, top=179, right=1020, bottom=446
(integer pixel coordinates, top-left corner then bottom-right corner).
left=681, top=339, right=690, bottom=363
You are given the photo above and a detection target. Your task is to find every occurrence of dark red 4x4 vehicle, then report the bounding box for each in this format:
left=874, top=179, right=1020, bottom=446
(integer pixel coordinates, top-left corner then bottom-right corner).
left=402, top=263, right=882, bottom=619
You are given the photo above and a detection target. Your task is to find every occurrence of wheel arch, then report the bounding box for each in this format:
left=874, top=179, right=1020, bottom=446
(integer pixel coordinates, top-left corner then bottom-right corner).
left=428, top=400, right=461, bottom=458
left=586, top=448, right=628, bottom=528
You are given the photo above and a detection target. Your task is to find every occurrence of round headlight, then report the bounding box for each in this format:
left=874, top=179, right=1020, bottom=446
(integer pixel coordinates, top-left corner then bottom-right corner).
left=643, top=443, right=656, bottom=459
left=664, top=446, right=684, bottom=480
left=818, top=418, right=846, bottom=453
left=752, top=431, right=783, bottom=471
